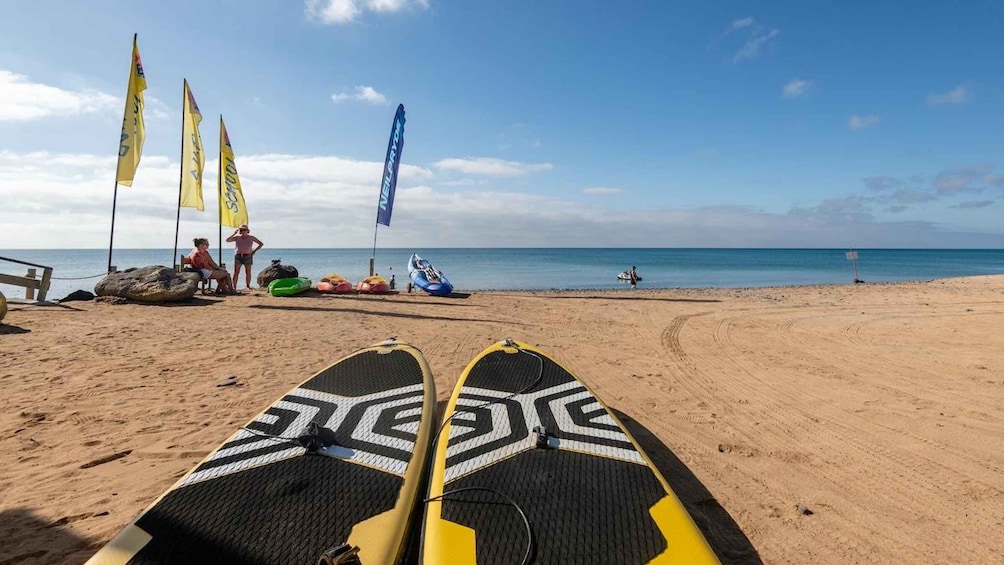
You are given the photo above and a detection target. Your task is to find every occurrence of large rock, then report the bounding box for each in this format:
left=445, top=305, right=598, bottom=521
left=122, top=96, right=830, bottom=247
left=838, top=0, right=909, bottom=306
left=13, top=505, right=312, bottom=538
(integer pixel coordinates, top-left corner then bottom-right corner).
left=257, top=259, right=298, bottom=288
left=94, top=266, right=199, bottom=303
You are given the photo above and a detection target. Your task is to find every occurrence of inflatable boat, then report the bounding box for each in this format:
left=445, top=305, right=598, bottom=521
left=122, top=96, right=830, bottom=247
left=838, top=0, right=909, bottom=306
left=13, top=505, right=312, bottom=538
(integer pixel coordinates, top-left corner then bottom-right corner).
left=408, top=254, right=453, bottom=297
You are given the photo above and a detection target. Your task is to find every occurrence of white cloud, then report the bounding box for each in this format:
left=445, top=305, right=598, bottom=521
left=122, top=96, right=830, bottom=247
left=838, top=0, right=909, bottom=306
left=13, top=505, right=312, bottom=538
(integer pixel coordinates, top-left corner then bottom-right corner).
left=0, top=150, right=432, bottom=249
left=582, top=187, right=625, bottom=195
left=781, top=78, right=811, bottom=98
left=369, top=0, right=428, bottom=12
left=0, top=70, right=118, bottom=121
left=863, top=176, right=899, bottom=191
left=731, top=17, right=755, bottom=30
left=433, top=157, right=553, bottom=177
left=305, top=0, right=428, bottom=24
left=849, top=115, right=880, bottom=130
left=927, top=85, right=971, bottom=106
left=733, top=28, right=779, bottom=63
left=933, top=163, right=993, bottom=192
left=332, top=86, right=389, bottom=105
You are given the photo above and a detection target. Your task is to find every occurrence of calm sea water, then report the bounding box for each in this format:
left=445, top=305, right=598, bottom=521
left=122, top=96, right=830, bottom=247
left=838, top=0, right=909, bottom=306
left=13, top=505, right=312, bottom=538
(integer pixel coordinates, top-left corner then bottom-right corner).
left=2, top=248, right=1003, bottom=301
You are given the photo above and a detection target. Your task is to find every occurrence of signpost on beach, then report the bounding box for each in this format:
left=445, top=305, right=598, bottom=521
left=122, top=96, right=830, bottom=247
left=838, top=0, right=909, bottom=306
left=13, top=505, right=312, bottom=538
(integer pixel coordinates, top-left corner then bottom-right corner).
left=846, top=250, right=861, bottom=283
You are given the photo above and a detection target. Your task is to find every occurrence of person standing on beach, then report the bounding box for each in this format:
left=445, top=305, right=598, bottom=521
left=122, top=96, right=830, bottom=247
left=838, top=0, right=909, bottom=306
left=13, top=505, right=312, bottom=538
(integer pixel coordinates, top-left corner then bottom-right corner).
left=629, top=265, right=639, bottom=289
left=226, top=224, right=263, bottom=289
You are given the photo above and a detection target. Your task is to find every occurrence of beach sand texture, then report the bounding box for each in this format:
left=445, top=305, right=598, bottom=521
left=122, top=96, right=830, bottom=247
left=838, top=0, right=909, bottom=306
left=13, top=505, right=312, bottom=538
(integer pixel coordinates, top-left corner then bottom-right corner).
left=2, top=276, right=1003, bottom=564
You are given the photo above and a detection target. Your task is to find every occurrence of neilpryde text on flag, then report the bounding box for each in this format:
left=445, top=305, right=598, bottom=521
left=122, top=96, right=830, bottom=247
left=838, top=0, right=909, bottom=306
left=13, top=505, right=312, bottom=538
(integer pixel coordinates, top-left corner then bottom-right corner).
left=116, top=35, right=147, bottom=186
left=376, top=104, right=406, bottom=227
left=219, top=117, right=248, bottom=228
left=180, top=80, right=205, bottom=211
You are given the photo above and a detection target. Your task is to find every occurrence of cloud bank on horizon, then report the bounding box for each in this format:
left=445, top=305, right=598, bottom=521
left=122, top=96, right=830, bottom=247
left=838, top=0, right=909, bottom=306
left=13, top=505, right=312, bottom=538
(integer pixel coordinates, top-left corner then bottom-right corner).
left=0, top=1, right=1002, bottom=249
left=2, top=148, right=1000, bottom=249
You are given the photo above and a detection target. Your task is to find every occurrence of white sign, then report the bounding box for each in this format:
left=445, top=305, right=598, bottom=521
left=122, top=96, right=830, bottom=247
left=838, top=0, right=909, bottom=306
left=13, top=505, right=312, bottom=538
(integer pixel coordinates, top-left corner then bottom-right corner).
left=846, top=251, right=858, bottom=261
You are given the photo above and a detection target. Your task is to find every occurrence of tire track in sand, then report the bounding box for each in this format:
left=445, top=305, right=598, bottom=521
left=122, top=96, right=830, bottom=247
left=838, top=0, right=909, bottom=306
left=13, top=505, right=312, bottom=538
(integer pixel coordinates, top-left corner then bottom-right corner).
left=662, top=312, right=984, bottom=562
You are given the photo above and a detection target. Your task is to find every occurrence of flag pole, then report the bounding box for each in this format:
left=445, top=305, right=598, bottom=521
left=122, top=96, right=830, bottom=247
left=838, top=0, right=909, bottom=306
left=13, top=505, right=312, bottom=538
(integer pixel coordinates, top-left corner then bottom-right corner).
left=107, top=182, right=120, bottom=273
left=172, top=79, right=187, bottom=269
left=107, top=33, right=138, bottom=274
left=218, top=115, right=224, bottom=266
left=370, top=220, right=379, bottom=276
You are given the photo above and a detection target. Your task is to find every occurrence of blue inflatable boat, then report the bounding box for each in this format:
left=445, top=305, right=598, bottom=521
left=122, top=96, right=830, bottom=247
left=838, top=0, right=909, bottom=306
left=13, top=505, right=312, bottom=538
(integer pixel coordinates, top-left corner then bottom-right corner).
left=408, top=253, right=454, bottom=297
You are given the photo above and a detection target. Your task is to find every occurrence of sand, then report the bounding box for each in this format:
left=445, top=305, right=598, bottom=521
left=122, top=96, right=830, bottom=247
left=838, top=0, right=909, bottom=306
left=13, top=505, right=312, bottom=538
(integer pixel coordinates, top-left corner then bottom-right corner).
left=2, top=275, right=1003, bottom=564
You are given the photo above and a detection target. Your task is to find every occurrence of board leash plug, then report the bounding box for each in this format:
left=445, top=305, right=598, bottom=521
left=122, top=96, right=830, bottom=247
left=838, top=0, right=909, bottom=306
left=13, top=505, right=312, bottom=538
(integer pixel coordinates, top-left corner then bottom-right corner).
left=532, top=425, right=558, bottom=449
left=298, top=422, right=338, bottom=453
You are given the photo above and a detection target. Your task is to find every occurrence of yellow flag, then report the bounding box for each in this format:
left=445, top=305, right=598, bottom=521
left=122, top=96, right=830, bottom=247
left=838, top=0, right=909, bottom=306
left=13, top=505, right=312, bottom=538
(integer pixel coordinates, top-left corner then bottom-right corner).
left=218, top=117, right=249, bottom=228
left=116, top=34, right=146, bottom=186
left=180, top=80, right=205, bottom=210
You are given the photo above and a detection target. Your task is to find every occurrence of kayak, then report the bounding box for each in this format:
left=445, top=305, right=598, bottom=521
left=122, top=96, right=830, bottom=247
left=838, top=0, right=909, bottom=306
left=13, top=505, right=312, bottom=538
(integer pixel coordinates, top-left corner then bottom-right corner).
left=318, top=273, right=354, bottom=293
left=618, top=271, right=643, bottom=282
left=268, top=277, right=312, bottom=297
left=356, top=275, right=390, bottom=294
left=408, top=253, right=453, bottom=297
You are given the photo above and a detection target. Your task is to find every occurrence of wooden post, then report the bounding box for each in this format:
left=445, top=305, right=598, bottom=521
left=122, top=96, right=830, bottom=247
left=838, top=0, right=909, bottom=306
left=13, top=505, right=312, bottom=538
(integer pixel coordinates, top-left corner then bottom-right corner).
left=25, top=268, right=36, bottom=300
left=38, top=266, right=52, bottom=302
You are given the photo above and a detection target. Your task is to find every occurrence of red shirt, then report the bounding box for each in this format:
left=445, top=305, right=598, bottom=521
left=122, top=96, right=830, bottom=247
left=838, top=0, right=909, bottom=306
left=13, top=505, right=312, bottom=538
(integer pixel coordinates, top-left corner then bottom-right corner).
left=189, top=249, right=212, bottom=269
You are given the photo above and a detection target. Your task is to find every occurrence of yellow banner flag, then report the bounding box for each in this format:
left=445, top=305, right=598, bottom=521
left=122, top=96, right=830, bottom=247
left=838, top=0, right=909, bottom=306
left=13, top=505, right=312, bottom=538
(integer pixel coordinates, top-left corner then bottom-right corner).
left=116, top=35, right=146, bottom=186
left=180, top=80, right=205, bottom=210
left=218, top=117, right=249, bottom=228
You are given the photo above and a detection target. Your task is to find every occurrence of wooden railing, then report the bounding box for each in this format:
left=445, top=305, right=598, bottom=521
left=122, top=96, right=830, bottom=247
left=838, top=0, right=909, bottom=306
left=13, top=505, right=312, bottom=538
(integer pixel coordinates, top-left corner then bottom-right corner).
left=0, top=256, right=53, bottom=302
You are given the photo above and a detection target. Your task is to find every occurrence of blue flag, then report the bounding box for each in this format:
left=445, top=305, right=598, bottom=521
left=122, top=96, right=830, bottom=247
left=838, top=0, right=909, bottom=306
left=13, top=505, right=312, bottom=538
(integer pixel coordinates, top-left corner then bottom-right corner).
left=376, top=104, right=406, bottom=227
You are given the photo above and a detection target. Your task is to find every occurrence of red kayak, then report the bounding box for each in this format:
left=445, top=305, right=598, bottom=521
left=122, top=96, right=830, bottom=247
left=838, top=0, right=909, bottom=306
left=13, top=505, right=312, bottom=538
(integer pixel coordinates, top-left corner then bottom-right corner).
left=318, top=274, right=354, bottom=294
left=357, top=275, right=390, bottom=294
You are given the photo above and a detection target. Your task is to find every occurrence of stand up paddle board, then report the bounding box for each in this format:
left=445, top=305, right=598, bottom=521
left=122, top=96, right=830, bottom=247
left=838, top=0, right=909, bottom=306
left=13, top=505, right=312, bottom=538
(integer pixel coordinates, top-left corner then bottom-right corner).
left=88, top=340, right=436, bottom=565
left=422, top=340, right=718, bottom=564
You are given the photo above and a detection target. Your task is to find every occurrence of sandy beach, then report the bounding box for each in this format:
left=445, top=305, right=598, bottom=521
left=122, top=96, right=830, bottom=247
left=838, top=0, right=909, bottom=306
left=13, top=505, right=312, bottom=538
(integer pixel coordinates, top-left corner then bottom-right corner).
left=2, top=275, right=1003, bottom=564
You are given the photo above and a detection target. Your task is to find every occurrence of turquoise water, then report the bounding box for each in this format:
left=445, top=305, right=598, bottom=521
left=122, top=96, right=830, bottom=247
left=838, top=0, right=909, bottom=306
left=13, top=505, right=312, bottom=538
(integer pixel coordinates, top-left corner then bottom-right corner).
left=2, top=248, right=1003, bottom=301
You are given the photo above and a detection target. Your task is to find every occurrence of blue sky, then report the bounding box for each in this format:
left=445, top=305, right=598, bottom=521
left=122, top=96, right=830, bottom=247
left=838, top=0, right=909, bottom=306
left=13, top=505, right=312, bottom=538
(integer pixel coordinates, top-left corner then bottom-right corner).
left=1, top=0, right=1003, bottom=248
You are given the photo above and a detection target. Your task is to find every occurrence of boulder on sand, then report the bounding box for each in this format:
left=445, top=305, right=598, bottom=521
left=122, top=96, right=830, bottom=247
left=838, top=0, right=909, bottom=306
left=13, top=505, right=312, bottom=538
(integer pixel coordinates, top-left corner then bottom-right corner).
left=257, top=259, right=298, bottom=288
left=94, top=266, right=199, bottom=303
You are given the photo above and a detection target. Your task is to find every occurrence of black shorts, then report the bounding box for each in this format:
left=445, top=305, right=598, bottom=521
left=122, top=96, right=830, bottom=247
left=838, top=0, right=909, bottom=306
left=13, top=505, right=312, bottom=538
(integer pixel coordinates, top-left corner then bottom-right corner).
left=235, top=253, right=253, bottom=266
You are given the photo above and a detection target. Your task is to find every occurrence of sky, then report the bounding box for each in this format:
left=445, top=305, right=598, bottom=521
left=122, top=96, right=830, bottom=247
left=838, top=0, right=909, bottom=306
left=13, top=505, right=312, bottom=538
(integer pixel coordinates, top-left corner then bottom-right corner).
left=1, top=0, right=1003, bottom=249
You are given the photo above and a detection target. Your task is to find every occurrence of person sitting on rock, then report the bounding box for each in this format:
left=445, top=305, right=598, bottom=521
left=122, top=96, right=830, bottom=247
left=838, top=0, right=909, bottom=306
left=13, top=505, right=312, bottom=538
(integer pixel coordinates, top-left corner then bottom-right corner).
left=189, top=238, right=235, bottom=294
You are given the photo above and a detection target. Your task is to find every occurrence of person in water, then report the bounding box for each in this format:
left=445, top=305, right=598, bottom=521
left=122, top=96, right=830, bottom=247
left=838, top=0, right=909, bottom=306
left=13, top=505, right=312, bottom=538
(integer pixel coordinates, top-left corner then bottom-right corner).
left=226, top=224, right=264, bottom=289
left=629, top=266, right=639, bottom=289
left=188, top=238, right=235, bottom=294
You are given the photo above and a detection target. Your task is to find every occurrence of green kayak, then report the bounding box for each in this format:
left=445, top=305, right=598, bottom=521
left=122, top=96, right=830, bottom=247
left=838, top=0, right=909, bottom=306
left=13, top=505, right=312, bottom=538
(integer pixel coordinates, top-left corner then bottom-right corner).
left=267, top=277, right=312, bottom=297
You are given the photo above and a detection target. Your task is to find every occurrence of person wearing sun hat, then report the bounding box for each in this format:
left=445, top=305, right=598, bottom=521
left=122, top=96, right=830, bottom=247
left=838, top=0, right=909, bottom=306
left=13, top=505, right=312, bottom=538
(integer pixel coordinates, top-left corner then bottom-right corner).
left=226, top=224, right=264, bottom=289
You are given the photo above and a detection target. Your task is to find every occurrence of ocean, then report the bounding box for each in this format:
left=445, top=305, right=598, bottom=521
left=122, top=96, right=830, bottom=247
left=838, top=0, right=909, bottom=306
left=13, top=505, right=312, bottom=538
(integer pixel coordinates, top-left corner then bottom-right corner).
left=2, top=248, right=1004, bottom=301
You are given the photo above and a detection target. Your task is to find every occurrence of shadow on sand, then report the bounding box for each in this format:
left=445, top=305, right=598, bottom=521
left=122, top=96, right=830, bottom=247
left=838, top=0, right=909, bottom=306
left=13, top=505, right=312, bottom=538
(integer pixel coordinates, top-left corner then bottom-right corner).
left=0, top=324, right=31, bottom=335
left=540, top=295, right=722, bottom=303
left=307, top=291, right=478, bottom=307
left=0, top=508, right=96, bottom=564
left=613, top=409, right=763, bottom=564
left=161, top=296, right=225, bottom=307
left=249, top=303, right=513, bottom=325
